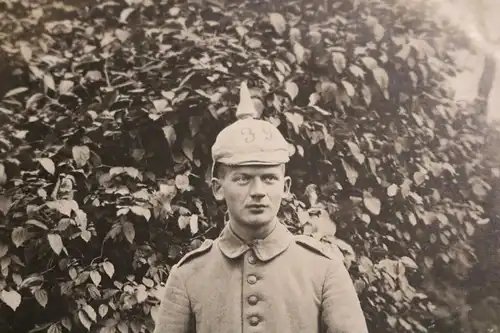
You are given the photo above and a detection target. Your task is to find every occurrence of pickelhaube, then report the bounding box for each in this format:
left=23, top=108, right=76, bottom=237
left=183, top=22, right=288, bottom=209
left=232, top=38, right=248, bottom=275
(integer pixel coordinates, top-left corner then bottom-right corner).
left=211, top=82, right=290, bottom=172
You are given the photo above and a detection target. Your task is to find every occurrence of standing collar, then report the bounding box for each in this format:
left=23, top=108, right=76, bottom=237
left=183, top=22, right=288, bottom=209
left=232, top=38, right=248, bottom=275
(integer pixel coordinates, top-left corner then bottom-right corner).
left=217, top=220, right=294, bottom=262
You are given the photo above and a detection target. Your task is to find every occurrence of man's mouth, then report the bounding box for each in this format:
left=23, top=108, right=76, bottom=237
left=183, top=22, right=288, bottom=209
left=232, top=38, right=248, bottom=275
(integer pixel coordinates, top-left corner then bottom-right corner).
left=247, top=204, right=267, bottom=209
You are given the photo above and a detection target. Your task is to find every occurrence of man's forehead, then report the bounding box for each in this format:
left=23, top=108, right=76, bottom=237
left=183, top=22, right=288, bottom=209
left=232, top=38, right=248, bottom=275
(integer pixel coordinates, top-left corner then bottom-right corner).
left=224, top=164, right=284, bottom=173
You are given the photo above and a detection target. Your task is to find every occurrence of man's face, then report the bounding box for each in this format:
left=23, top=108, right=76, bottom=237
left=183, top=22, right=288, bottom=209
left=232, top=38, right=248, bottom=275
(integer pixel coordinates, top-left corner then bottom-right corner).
left=212, top=164, right=291, bottom=229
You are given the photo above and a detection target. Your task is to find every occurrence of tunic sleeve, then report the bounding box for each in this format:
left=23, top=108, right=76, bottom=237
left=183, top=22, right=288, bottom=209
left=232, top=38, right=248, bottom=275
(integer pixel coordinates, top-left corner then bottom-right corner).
left=321, top=255, right=369, bottom=333
left=153, top=265, right=194, bottom=333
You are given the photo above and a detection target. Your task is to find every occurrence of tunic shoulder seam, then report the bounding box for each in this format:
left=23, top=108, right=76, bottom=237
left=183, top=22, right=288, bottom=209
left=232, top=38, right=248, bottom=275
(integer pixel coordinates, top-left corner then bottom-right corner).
left=176, top=239, right=214, bottom=267
left=294, top=235, right=335, bottom=260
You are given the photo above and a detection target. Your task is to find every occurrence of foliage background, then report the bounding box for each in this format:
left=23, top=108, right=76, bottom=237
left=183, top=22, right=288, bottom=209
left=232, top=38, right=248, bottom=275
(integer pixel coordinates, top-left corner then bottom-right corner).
left=0, top=0, right=499, bottom=332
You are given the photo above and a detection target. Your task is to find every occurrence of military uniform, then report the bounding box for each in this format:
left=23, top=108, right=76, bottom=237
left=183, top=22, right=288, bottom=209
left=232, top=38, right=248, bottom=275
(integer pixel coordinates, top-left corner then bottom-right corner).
left=153, top=82, right=369, bottom=333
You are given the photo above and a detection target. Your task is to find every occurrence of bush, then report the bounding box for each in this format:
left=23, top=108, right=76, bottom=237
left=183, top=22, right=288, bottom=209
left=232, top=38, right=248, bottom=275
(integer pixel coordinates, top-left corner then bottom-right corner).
left=0, top=0, right=497, bottom=332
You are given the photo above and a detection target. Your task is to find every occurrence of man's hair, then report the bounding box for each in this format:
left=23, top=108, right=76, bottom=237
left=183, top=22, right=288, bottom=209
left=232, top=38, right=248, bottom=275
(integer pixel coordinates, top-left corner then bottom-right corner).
left=213, top=162, right=286, bottom=179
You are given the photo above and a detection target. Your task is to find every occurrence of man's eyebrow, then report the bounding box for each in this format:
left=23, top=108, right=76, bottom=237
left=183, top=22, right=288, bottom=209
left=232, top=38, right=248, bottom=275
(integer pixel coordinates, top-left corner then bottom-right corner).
left=261, top=172, right=280, bottom=177
left=231, top=171, right=250, bottom=177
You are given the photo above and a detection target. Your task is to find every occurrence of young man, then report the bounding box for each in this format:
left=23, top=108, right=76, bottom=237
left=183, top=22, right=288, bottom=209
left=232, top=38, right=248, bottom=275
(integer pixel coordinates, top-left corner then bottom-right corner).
left=153, top=83, right=369, bottom=333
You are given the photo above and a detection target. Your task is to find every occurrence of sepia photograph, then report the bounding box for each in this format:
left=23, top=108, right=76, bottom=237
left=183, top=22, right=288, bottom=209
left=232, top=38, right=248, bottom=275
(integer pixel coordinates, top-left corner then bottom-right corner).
left=0, top=0, right=499, bottom=332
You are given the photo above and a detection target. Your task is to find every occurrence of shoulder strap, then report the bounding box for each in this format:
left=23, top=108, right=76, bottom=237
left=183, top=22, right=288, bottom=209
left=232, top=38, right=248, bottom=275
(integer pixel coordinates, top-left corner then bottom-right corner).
left=176, top=239, right=214, bottom=267
left=295, top=235, right=338, bottom=260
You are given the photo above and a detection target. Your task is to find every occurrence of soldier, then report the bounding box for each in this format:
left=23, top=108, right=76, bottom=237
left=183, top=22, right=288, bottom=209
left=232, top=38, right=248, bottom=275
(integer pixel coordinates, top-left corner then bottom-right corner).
left=153, top=82, right=369, bottom=333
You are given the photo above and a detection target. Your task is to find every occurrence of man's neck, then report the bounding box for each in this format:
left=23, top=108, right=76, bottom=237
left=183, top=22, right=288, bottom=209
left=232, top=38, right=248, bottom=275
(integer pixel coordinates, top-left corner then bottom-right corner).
left=229, top=218, right=277, bottom=243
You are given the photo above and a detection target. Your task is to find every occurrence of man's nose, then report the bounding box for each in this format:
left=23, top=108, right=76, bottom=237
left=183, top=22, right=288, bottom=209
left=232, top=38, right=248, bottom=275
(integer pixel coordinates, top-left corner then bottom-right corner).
left=249, top=178, right=265, bottom=198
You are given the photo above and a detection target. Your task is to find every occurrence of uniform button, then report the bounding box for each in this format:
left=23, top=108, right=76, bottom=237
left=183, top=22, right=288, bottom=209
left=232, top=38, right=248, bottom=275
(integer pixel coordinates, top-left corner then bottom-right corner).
left=248, top=255, right=256, bottom=264
left=247, top=275, right=257, bottom=284
left=248, top=295, right=258, bottom=305
left=249, top=316, right=259, bottom=326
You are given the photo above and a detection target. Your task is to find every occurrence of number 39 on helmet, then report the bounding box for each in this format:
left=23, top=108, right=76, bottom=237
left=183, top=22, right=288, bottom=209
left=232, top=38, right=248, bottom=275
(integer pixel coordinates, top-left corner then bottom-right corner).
left=211, top=82, right=291, bottom=174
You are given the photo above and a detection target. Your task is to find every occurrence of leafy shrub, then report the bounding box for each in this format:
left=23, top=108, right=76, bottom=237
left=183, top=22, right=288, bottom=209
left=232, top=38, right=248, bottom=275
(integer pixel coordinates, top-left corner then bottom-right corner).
left=0, top=0, right=497, bottom=332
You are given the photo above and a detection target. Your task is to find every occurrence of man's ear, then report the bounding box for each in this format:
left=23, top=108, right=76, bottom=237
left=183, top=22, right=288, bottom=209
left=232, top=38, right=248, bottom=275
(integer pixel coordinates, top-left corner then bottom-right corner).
left=283, top=176, right=292, bottom=195
left=211, top=177, right=224, bottom=201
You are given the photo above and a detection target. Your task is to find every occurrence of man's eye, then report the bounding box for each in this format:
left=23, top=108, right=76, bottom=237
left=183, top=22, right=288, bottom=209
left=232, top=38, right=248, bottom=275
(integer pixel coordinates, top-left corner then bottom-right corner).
left=234, top=176, right=249, bottom=183
left=263, top=175, right=278, bottom=182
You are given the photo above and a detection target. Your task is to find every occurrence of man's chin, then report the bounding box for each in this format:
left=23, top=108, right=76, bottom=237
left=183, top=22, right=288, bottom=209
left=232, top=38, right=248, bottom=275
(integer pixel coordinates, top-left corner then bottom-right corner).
left=244, top=216, right=274, bottom=228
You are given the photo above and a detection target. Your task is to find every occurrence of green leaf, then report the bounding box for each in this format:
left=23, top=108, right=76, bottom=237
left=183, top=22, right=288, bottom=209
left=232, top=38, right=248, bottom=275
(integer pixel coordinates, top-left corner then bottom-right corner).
left=0, top=163, right=6, bottom=185
left=136, top=285, right=148, bottom=304
left=11, top=227, right=28, bottom=248
left=284, top=112, right=304, bottom=134
left=123, top=222, right=135, bottom=244
left=78, top=310, right=92, bottom=330
left=90, top=271, right=101, bottom=286
left=285, top=81, right=299, bottom=100
left=43, top=74, right=56, bottom=91
left=346, top=141, right=365, bottom=164
left=413, top=170, right=426, bottom=185
left=332, top=52, right=346, bottom=73
left=59, top=80, right=74, bottom=94
left=84, top=304, right=97, bottom=322
left=101, top=327, right=117, bottom=333
left=25, top=219, right=48, bottom=230
left=0, top=242, right=8, bottom=258
left=47, top=234, right=63, bottom=255
left=130, top=321, right=141, bottom=333
left=400, top=256, right=418, bottom=270
left=372, top=67, right=389, bottom=99
left=72, top=146, right=90, bottom=168
left=47, top=324, right=62, bottom=333
left=162, top=126, right=176, bottom=146
left=293, top=42, right=305, bottom=64
left=4, top=87, right=28, bottom=98
left=472, top=183, right=487, bottom=198
left=387, top=184, right=398, bottom=197
left=81, top=230, right=91, bottom=243
left=117, top=322, right=129, bottom=333
left=361, top=213, right=370, bottom=224
left=399, top=318, right=412, bottom=331
left=362, top=85, right=371, bottom=106
left=182, top=138, right=194, bottom=161
left=75, top=271, right=90, bottom=286
left=363, top=191, right=381, bottom=215
left=319, top=82, right=338, bottom=104
left=477, top=217, right=490, bottom=225
left=189, top=214, right=199, bottom=235
left=46, top=200, right=78, bottom=216
left=246, top=38, right=262, bottom=49
left=361, top=57, right=378, bottom=70
left=99, top=304, right=109, bottom=318
left=37, top=158, right=55, bottom=175
left=115, top=28, right=130, bottom=42
left=103, top=261, right=115, bottom=278
left=341, top=80, right=355, bottom=97
left=34, top=289, right=48, bottom=308
left=324, top=132, right=335, bottom=150
left=0, top=195, right=12, bottom=215
left=341, top=160, right=358, bottom=185
left=130, top=206, right=151, bottom=221
left=178, top=216, right=189, bottom=230
left=1, top=289, right=22, bottom=311
left=61, top=318, right=72, bottom=331
left=119, top=7, right=135, bottom=23
left=349, top=65, right=364, bottom=78
left=152, top=99, right=168, bottom=113
left=175, top=174, right=191, bottom=191
left=269, top=13, right=287, bottom=35
left=373, top=23, right=385, bottom=42
left=69, top=267, right=77, bottom=280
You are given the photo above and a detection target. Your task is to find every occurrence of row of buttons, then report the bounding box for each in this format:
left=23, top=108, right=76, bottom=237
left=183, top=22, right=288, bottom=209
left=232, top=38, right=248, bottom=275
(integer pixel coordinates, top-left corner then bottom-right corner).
left=247, top=253, right=260, bottom=326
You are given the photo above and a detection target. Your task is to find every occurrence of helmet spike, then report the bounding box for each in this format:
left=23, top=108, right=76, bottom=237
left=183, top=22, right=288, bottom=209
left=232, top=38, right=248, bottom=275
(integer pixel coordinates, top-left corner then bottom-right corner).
left=235, top=81, right=258, bottom=120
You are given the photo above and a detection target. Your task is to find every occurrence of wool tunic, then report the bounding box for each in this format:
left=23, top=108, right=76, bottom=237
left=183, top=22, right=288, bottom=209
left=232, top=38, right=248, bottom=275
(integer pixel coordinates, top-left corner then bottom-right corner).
left=153, top=222, right=369, bottom=333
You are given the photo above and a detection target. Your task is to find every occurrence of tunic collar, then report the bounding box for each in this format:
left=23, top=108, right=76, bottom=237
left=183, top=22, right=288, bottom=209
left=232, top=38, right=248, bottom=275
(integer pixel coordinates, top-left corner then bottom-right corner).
left=217, top=219, right=294, bottom=262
